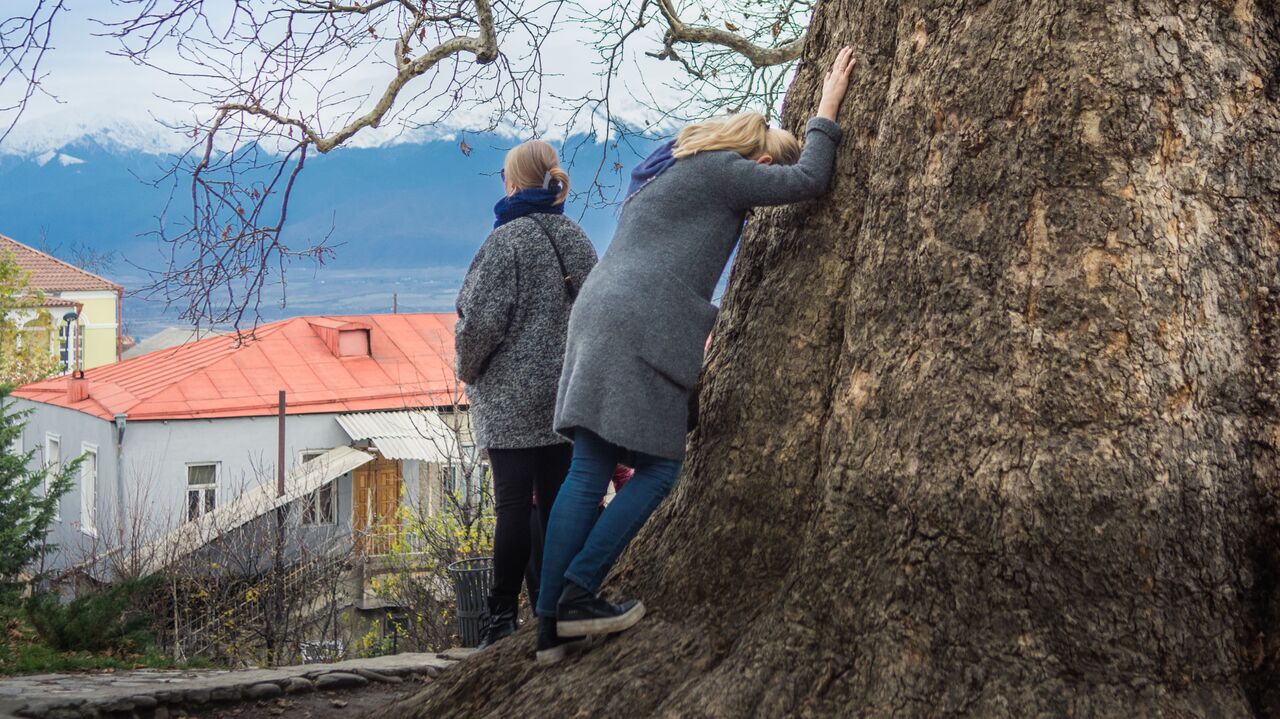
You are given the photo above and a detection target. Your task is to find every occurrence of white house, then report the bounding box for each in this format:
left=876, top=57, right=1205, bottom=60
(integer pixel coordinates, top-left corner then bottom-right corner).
left=11, top=312, right=477, bottom=576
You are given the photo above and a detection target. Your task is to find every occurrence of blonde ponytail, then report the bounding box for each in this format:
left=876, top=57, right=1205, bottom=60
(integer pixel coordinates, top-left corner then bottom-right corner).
left=547, top=166, right=570, bottom=204
left=673, top=112, right=802, bottom=165
left=503, top=139, right=571, bottom=204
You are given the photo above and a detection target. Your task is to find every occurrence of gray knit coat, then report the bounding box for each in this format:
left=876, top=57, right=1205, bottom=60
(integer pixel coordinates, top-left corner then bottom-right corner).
left=456, top=214, right=597, bottom=450
left=554, top=117, right=844, bottom=460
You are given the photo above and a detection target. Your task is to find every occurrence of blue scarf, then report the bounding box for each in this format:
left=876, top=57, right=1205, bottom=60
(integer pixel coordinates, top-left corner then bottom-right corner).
left=625, top=140, right=677, bottom=201
left=493, top=186, right=564, bottom=227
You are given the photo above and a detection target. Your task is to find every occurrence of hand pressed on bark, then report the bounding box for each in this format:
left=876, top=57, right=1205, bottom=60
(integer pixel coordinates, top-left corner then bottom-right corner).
left=817, top=46, right=856, bottom=121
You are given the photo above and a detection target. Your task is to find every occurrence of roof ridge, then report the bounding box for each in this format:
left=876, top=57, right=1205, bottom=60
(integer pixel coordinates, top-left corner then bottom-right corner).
left=117, top=318, right=298, bottom=400
left=0, top=233, right=123, bottom=291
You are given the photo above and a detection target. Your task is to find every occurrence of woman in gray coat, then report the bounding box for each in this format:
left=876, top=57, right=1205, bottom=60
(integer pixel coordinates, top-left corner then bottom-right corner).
left=454, top=139, right=597, bottom=648
left=534, top=47, right=857, bottom=664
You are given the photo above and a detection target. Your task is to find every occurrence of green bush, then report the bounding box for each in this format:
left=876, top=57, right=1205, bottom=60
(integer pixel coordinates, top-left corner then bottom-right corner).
left=0, top=387, right=78, bottom=601
left=25, top=576, right=162, bottom=653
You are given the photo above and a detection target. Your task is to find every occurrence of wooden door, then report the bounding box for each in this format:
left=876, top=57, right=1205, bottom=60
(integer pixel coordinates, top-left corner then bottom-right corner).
left=353, top=457, right=401, bottom=554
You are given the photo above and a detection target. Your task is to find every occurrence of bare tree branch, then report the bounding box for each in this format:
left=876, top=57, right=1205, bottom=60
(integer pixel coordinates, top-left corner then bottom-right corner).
left=3, top=0, right=814, bottom=328
left=0, top=0, right=66, bottom=145
left=100, top=0, right=540, bottom=329
left=652, top=0, right=803, bottom=68
left=216, top=0, right=497, bottom=154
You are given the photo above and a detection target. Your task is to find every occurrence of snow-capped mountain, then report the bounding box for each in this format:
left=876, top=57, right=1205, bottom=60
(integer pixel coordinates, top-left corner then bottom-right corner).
left=34, top=150, right=86, bottom=167
left=0, top=132, right=645, bottom=335
left=1, top=113, right=194, bottom=159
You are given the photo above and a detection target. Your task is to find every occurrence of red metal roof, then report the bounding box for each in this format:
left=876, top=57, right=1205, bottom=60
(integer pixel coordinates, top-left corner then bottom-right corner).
left=0, top=234, right=123, bottom=292
left=13, top=313, right=462, bottom=421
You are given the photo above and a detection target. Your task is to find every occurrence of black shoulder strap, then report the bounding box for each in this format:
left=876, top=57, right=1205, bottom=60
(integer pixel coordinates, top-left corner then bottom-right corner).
left=529, top=215, right=578, bottom=303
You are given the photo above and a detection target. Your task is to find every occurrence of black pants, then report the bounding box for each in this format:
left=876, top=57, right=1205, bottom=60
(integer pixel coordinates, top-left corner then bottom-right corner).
left=487, top=443, right=573, bottom=604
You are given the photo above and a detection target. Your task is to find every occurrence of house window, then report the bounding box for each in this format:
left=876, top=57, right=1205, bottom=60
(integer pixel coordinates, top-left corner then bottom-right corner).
left=44, top=433, right=61, bottom=520
left=301, top=450, right=335, bottom=525
left=81, top=444, right=97, bottom=535
left=440, top=458, right=460, bottom=509
left=303, top=483, right=337, bottom=525
left=44, top=434, right=60, bottom=469
left=439, top=462, right=489, bottom=508
left=478, top=462, right=492, bottom=508
left=300, top=450, right=326, bottom=465
left=187, top=463, right=218, bottom=521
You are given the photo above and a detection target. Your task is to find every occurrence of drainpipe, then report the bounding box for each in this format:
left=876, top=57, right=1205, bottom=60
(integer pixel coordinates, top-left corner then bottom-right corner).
left=115, top=289, right=122, bottom=362
left=113, top=413, right=127, bottom=549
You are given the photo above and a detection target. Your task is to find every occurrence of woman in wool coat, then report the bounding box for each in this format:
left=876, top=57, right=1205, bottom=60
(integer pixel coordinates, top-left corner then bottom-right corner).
left=454, top=139, right=597, bottom=648
left=534, top=48, right=858, bottom=664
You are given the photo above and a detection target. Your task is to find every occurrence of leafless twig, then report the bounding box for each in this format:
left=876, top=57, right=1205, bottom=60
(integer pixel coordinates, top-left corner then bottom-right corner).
left=103, top=0, right=548, bottom=330
left=0, top=0, right=66, bottom=144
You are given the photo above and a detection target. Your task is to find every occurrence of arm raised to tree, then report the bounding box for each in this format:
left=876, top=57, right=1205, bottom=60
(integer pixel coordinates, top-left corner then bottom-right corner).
left=817, top=46, right=856, bottom=121
left=716, top=118, right=843, bottom=209
left=716, top=48, right=855, bottom=210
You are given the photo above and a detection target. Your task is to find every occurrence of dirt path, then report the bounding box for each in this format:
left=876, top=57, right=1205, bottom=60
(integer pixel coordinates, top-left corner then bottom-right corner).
left=0, top=652, right=464, bottom=718
left=183, top=677, right=428, bottom=718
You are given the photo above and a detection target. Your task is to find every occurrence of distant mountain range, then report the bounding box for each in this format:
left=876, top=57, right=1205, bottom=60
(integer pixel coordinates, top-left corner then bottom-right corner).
left=0, top=134, right=648, bottom=338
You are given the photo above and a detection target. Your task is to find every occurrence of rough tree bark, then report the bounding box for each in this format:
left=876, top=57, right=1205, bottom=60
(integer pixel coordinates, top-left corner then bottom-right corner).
left=393, top=1, right=1280, bottom=715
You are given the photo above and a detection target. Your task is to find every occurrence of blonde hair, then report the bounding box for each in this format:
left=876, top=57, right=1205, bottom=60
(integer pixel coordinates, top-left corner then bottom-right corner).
left=504, top=139, right=570, bottom=204
left=672, top=112, right=801, bottom=165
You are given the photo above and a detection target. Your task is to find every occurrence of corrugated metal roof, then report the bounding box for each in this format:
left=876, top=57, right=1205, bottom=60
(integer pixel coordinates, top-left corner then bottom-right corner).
left=133, top=445, right=373, bottom=575
left=337, top=410, right=460, bottom=462
left=14, top=313, right=464, bottom=420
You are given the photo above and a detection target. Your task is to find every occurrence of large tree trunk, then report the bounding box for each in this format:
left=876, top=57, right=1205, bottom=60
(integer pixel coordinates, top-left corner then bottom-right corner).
left=395, top=1, right=1280, bottom=715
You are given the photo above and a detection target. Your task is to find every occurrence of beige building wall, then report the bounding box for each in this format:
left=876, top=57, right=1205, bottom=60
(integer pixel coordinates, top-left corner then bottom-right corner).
left=58, top=290, right=120, bottom=369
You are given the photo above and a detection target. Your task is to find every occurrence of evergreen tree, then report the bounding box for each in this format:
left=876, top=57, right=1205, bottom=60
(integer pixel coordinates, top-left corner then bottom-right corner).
left=0, top=386, right=76, bottom=600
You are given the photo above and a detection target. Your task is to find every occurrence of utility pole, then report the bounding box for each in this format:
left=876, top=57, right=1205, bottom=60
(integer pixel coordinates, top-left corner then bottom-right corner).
left=277, top=391, right=286, bottom=497
left=392, top=292, right=398, bottom=314
left=270, top=390, right=286, bottom=664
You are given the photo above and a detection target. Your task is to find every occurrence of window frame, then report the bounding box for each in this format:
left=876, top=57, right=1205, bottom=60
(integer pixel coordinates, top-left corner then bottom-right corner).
left=80, top=443, right=98, bottom=536
left=299, top=450, right=337, bottom=526
left=299, top=449, right=327, bottom=465
left=44, top=433, right=61, bottom=521
left=301, top=481, right=337, bottom=526
left=185, top=461, right=219, bottom=522
left=441, top=463, right=459, bottom=498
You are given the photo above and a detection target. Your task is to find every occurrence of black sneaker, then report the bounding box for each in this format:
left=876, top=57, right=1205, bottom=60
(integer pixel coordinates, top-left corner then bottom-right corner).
left=477, top=597, right=518, bottom=650
left=534, top=616, right=587, bottom=665
left=555, top=582, right=645, bottom=638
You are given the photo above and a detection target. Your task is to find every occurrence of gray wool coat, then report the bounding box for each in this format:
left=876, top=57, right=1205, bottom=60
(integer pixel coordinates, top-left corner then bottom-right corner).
left=455, top=214, right=597, bottom=450
left=554, top=117, right=844, bottom=460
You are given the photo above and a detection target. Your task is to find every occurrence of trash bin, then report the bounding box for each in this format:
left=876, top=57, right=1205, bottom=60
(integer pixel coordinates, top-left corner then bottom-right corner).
left=447, top=557, right=494, bottom=648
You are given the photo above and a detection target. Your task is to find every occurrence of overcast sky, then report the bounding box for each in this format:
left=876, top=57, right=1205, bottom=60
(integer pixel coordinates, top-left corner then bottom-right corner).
left=2, top=1, right=691, bottom=156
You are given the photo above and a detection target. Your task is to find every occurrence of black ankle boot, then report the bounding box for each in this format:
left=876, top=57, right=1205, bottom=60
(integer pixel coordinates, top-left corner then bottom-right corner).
left=477, top=597, right=518, bottom=649
left=555, top=582, right=645, bottom=638
left=534, top=616, right=586, bottom=665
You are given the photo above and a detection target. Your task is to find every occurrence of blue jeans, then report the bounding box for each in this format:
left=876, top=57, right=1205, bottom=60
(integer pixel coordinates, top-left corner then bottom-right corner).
left=535, top=429, right=682, bottom=618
